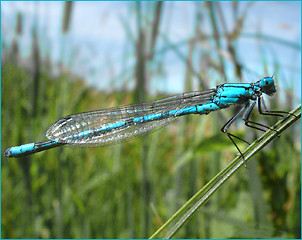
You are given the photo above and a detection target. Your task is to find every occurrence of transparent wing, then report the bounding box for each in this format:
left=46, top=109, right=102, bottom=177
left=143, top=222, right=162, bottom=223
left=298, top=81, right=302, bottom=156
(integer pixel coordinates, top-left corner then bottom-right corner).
left=46, top=89, right=216, bottom=147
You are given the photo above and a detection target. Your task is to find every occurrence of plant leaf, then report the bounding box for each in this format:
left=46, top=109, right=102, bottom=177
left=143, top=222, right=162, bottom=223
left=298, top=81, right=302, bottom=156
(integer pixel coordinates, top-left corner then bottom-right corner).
left=150, top=105, right=301, bottom=239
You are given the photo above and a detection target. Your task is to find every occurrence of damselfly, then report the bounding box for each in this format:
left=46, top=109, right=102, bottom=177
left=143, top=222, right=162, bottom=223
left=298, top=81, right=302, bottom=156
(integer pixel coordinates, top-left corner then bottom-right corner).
left=4, top=77, right=290, bottom=165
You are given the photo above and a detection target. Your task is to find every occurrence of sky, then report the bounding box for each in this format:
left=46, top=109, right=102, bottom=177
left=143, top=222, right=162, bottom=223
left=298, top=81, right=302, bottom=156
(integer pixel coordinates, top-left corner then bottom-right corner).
left=1, top=1, right=301, bottom=101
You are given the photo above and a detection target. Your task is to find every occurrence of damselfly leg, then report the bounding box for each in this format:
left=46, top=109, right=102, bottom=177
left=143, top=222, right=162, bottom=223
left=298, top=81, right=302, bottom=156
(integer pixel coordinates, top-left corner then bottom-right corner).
left=221, top=98, right=285, bottom=169
left=221, top=104, right=250, bottom=168
left=242, top=99, right=279, bottom=133
left=258, top=96, right=297, bottom=118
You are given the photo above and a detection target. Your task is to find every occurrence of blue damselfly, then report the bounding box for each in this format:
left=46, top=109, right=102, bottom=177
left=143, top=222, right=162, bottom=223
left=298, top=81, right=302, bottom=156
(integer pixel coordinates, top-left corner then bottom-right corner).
left=4, top=77, right=291, bottom=166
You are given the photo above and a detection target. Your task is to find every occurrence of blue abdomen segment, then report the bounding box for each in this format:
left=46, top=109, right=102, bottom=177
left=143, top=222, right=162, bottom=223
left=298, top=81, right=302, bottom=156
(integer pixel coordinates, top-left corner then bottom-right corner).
left=6, top=143, right=35, bottom=156
left=143, top=113, right=163, bottom=121
left=169, top=106, right=198, bottom=116
left=99, top=121, right=126, bottom=132
left=196, top=102, right=220, bottom=114
left=4, top=140, right=63, bottom=158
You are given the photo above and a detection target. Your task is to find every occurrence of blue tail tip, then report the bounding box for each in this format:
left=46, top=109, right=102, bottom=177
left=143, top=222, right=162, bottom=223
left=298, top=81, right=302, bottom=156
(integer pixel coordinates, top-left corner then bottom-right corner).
left=3, top=148, right=12, bottom=158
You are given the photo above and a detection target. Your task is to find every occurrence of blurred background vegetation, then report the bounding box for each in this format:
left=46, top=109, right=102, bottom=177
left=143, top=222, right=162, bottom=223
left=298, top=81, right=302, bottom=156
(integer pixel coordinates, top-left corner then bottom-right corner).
left=1, top=1, right=301, bottom=239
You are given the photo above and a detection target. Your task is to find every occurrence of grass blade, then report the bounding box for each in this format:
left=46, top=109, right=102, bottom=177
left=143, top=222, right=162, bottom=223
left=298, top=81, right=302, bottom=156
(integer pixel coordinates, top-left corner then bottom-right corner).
left=150, top=105, right=301, bottom=239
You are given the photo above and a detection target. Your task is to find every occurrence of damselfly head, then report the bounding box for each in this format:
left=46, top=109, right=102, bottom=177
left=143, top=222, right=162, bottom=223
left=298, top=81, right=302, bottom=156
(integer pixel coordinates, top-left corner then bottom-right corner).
left=258, top=77, right=276, bottom=96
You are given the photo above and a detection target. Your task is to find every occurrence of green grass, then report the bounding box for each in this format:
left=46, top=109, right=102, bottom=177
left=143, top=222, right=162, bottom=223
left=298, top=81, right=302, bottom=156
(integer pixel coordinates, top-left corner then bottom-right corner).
left=1, top=62, right=300, bottom=239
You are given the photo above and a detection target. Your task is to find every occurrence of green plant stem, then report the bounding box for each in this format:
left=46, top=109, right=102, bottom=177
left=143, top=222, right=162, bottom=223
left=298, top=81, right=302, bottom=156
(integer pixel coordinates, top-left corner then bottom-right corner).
left=150, top=105, right=301, bottom=239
